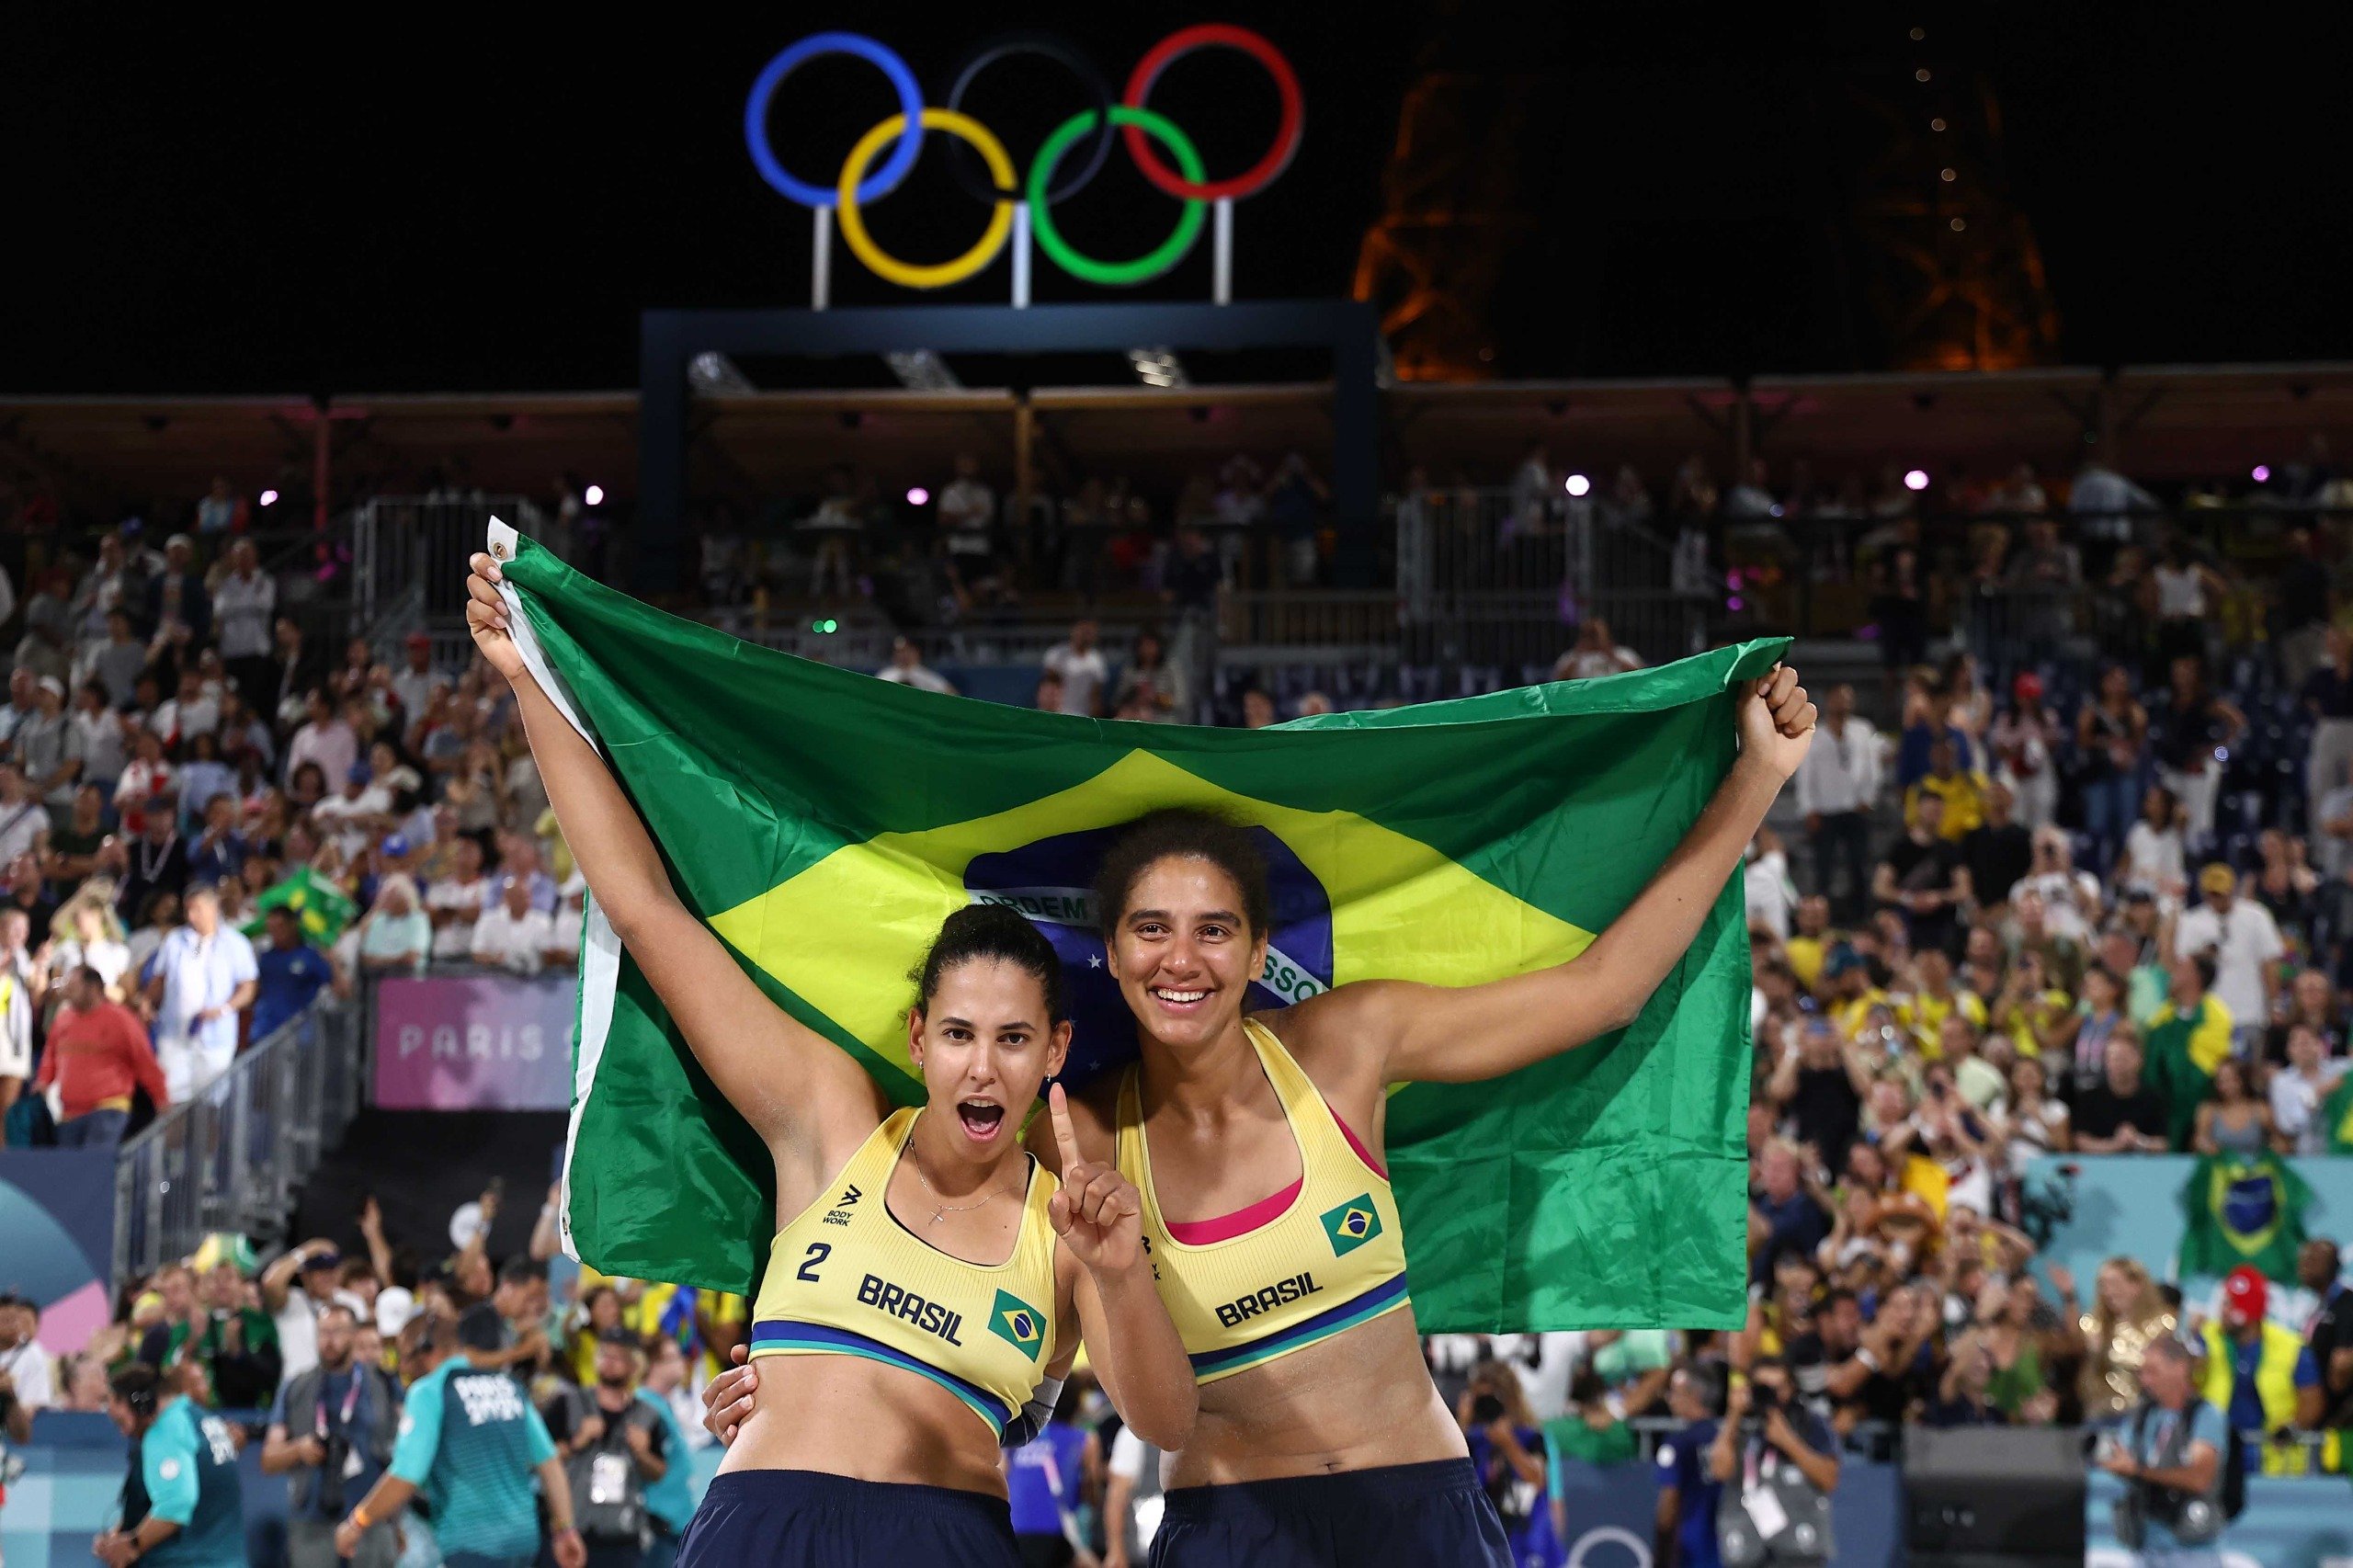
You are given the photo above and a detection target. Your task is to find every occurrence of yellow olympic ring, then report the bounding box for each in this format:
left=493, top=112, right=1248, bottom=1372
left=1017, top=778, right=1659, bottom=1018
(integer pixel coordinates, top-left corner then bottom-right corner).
left=836, top=109, right=1016, bottom=290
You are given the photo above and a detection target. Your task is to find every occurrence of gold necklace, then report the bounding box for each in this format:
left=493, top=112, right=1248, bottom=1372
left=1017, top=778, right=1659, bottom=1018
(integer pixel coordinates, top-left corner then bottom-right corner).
left=907, top=1126, right=1013, bottom=1227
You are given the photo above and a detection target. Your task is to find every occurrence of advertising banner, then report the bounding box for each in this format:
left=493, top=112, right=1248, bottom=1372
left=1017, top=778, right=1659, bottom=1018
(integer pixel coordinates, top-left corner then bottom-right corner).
left=371, top=972, right=574, bottom=1111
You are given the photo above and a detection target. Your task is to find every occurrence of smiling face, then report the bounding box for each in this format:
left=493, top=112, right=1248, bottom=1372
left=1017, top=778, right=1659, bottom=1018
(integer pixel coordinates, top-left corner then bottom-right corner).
left=907, top=958, right=1069, bottom=1164
left=1104, top=855, right=1268, bottom=1057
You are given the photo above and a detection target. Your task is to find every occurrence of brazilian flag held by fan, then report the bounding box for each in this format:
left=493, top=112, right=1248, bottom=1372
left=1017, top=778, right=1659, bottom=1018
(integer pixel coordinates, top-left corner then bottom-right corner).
left=2178, top=1149, right=2314, bottom=1283
left=242, top=865, right=358, bottom=947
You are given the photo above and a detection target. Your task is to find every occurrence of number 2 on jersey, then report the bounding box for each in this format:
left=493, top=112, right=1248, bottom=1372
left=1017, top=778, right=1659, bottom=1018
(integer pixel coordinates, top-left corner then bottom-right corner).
left=797, top=1242, right=831, bottom=1282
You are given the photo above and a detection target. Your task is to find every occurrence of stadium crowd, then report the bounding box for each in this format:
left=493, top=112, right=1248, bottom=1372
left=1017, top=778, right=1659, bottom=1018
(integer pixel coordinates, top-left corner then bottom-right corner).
left=6, top=482, right=2353, bottom=1566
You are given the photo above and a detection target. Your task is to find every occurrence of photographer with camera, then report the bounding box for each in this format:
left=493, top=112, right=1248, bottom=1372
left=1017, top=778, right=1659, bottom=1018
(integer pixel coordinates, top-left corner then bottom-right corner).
left=261, top=1302, right=402, bottom=1568
left=1709, top=1356, right=1838, bottom=1566
left=2101, top=1333, right=2232, bottom=1567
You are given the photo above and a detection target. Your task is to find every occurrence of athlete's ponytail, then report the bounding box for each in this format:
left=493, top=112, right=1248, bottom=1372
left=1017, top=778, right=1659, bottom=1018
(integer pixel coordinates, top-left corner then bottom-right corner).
left=913, top=903, right=1068, bottom=1022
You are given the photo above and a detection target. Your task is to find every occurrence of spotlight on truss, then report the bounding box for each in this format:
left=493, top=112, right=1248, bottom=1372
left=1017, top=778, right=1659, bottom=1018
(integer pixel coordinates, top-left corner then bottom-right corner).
left=1126, top=347, right=1191, bottom=389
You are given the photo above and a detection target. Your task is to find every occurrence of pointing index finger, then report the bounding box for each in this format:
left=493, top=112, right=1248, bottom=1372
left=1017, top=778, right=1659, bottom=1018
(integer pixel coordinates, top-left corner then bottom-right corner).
left=1048, top=1082, right=1080, bottom=1174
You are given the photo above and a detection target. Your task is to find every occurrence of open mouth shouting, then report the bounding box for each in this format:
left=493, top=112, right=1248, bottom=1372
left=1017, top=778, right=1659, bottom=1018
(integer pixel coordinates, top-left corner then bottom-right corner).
left=955, top=1097, right=1006, bottom=1142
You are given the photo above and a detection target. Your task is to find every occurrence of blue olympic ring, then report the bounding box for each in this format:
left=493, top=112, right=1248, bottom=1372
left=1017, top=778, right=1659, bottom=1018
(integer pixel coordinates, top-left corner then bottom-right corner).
left=744, top=32, right=925, bottom=209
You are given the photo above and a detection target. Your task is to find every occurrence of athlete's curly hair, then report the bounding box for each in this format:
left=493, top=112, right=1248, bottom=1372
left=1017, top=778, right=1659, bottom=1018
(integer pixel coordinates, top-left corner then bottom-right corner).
left=1091, top=810, right=1270, bottom=940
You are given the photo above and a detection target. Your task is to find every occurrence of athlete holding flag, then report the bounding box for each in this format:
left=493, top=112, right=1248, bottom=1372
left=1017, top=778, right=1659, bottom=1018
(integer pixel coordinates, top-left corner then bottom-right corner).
left=464, top=551, right=1192, bottom=1567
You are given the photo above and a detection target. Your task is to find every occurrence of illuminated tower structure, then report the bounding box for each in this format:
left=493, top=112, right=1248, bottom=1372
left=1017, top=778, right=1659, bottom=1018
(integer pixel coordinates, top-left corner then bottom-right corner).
left=1839, top=23, right=2060, bottom=369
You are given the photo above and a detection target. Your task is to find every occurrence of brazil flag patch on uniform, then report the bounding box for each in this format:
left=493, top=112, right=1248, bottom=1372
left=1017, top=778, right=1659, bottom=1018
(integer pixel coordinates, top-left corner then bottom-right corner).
left=989, top=1290, right=1046, bottom=1358
left=1322, top=1195, right=1383, bottom=1257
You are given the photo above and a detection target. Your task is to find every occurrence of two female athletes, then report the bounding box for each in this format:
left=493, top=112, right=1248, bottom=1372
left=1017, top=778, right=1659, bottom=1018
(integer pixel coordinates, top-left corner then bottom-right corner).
left=476, top=550, right=1816, bottom=1565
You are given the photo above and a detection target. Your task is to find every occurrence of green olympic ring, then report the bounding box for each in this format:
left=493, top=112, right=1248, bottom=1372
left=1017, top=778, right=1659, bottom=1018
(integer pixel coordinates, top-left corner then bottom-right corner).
left=1026, top=106, right=1206, bottom=289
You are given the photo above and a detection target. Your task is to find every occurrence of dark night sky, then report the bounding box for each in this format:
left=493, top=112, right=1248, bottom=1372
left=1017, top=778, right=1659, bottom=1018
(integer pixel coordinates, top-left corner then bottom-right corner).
left=6, top=5, right=2349, bottom=395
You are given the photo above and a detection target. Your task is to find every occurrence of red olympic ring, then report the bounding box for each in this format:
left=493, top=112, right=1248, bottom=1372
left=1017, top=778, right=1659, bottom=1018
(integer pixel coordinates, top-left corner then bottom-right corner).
left=1119, top=23, right=1303, bottom=203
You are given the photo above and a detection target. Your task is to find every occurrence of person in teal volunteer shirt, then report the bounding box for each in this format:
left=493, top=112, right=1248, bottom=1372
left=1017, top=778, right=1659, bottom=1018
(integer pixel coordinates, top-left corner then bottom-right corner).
left=335, top=1304, right=586, bottom=1568
left=94, top=1364, right=245, bottom=1567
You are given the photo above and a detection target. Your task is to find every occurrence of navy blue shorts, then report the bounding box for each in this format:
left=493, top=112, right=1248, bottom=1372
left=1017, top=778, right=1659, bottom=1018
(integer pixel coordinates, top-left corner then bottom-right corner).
left=1148, top=1459, right=1512, bottom=1568
left=676, top=1469, right=1021, bottom=1568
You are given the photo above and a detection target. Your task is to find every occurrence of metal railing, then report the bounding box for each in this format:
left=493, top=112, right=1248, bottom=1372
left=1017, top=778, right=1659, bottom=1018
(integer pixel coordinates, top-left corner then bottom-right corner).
left=112, top=997, right=365, bottom=1285
left=1222, top=586, right=1709, bottom=670
left=352, top=494, right=549, bottom=634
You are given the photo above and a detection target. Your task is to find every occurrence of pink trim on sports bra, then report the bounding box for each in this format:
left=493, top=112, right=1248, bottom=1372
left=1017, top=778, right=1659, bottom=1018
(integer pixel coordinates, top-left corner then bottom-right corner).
left=1332, top=1108, right=1388, bottom=1179
left=1158, top=1096, right=1389, bottom=1244
left=1165, top=1177, right=1303, bottom=1244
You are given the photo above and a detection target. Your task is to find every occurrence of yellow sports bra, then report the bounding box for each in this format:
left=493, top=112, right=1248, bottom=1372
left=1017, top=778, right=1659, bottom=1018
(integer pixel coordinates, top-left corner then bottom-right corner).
left=1116, top=1017, right=1411, bottom=1384
left=749, top=1108, right=1060, bottom=1440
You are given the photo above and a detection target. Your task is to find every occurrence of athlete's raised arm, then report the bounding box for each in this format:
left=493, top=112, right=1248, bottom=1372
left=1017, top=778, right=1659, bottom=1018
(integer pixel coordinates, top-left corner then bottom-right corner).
left=1288, top=664, right=1815, bottom=1088
left=466, top=553, right=886, bottom=1159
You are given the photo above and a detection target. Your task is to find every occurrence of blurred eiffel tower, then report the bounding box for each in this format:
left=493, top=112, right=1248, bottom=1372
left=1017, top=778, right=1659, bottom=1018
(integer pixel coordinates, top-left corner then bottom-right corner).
left=1349, top=14, right=1538, bottom=382
left=1845, top=22, right=2060, bottom=369
left=1353, top=11, right=2058, bottom=376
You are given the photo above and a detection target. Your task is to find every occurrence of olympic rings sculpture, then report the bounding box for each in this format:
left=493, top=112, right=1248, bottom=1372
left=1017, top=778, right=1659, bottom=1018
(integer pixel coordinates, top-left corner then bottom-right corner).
left=744, top=25, right=1302, bottom=291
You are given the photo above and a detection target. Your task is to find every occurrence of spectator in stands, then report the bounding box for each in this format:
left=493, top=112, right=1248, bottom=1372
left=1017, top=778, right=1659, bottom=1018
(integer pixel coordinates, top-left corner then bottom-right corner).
left=937, top=452, right=997, bottom=592
left=472, top=872, right=554, bottom=973
left=51, top=882, right=132, bottom=996
left=1111, top=626, right=1186, bottom=722
left=1552, top=619, right=1642, bottom=682
left=2075, top=1034, right=2170, bottom=1154
left=2191, top=1059, right=2274, bottom=1158
left=0, top=763, right=52, bottom=872
left=2173, top=864, right=2283, bottom=1058
left=147, top=533, right=212, bottom=647
left=2299, top=1239, right=2353, bottom=1430
left=1876, top=790, right=1966, bottom=956
left=286, top=689, right=358, bottom=790
left=0, top=1289, right=51, bottom=1434
left=2120, top=784, right=2190, bottom=906
left=389, top=631, right=445, bottom=723
left=143, top=883, right=256, bottom=1102
left=2146, top=954, right=2233, bottom=1148
left=426, top=832, right=491, bottom=959
left=873, top=634, right=955, bottom=696
left=36, top=963, right=166, bottom=1144
left=0, top=906, right=41, bottom=1135
left=2202, top=1266, right=2323, bottom=1473
left=70, top=678, right=127, bottom=795
left=1906, top=734, right=1985, bottom=845
left=1796, top=683, right=1881, bottom=924
left=267, top=1241, right=366, bottom=1384
left=1961, top=780, right=2032, bottom=922
left=2272, top=1028, right=2347, bottom=1154
left=1989, top=673, right=2060, bottom=830
left=11, top=569, right=74, bottom=687
left=250, top=904, right=334, bottom=1041
left=351, top=874, right=430, bottom=976
left=2153, top=655, right=2244, bottom=854
left=1041, top=618, right=1108, bottom=719
left=1241, top=689, right=1277, bottom=730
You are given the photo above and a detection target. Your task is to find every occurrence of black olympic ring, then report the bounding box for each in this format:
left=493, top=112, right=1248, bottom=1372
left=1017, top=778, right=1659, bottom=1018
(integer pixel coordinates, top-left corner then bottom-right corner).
left=939, top=31, right=1119, bottom=206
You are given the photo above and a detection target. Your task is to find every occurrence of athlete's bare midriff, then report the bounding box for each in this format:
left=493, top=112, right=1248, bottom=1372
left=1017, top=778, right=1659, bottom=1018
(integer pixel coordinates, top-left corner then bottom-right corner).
left=1167, top=1305, right=1466, bottom=1487
left=720, top=1353, right=1010, bottom=1497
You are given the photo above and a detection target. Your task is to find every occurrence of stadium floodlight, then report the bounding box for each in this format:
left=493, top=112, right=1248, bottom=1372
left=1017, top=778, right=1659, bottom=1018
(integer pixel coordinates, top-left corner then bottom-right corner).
left=883, top=349, right=963, bottom=391
left=907, top=487, right=930, bottom=506
left=2252, top=464, right=2272, bottom=483
left=1126, top=347, right=1191, bottom=388
left=1904, top=469, right=1930, bottom=491
left=687, top=350, right=757, bottom=394
left=1563, top=473, right=1592, bottom=497
left=258, top=489, right=279, bottom=506
left=585, top=484, right=606, bottom=507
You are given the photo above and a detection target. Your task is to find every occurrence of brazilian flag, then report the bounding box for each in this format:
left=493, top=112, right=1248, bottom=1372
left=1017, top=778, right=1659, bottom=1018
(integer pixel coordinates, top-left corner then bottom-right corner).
left=242, top=865, right=358, bottom=947
left=2325, top=1073, right=2353, bottom=1155
left=2178, top=1151, right=2314, bottom=1283
left=497, top=531, right=1771, bottom=1331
